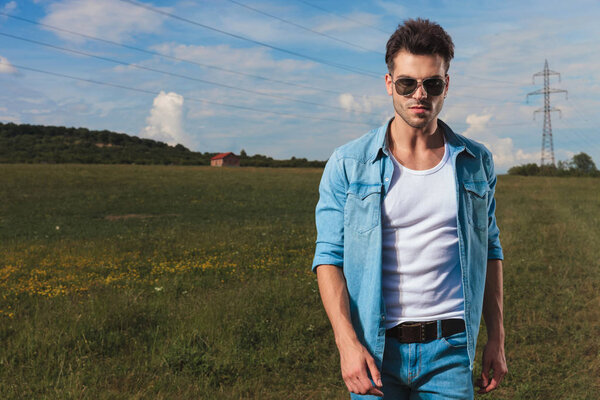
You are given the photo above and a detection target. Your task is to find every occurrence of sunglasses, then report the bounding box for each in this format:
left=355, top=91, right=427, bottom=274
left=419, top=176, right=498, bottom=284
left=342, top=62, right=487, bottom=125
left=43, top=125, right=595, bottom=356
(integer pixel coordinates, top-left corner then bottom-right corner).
left=391, top=76, right=447, bottom=97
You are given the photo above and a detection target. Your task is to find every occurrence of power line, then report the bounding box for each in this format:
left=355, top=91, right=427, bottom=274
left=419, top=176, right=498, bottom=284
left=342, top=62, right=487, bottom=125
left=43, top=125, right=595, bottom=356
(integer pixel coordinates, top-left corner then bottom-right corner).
left=0, top=58, right=571, bottom=134
left=119, top=0, right=382, bottom=78
left=446, top=93, right=525, bottom=105
left=483, top=121, right=533, bottom=126
left=292, top=0, right=389, bottom=35
left=0, top=60, right=374, bottom=127
left=224, top=0, right=383, bottom=55
left=0, top=31, right=383, bottom=117
left=553, top=118, right=600, bottom=153
left=0, top=11, right=345, bottom=96
left=0, top=13, right=535, bottom=108
left=559, top=100, right=600, bottom=151
left=565, top=97, right=598, bottom=127
left=446, top=120, right=533, bottom=129
left=453, top=72, right=528, bottom=87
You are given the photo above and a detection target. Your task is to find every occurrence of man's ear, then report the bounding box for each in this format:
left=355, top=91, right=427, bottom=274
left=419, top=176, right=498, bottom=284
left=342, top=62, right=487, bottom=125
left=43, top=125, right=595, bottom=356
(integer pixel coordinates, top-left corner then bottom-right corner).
left=385, top=73, right=394, bottom=96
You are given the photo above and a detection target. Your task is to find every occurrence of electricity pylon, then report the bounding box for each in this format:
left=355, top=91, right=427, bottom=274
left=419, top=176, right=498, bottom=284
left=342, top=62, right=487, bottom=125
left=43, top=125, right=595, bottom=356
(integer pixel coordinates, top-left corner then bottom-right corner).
left=526, top=60, right=568, bottom=166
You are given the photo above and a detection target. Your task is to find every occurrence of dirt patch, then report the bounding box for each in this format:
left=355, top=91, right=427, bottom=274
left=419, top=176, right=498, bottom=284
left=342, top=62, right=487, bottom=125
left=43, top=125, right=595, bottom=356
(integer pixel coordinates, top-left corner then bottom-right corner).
left=104, top=214, right=179, bottom=221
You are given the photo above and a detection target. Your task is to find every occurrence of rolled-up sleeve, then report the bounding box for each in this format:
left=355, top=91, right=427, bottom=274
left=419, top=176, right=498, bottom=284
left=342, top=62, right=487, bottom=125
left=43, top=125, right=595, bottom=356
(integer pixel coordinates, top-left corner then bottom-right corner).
left=485, top=151, right=504, bottom=260
left=312, top=150, right=347, bottom=271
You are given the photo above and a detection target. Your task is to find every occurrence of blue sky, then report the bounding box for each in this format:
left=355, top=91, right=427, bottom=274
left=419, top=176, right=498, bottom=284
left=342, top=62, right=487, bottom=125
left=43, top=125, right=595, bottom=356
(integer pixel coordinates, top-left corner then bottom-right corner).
left=1, top=0, right=599, bottom=172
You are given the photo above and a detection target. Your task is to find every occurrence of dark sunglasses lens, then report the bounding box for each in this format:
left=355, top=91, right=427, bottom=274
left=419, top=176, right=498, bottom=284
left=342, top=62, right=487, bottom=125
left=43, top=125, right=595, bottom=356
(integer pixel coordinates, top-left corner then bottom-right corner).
left=395, top=78, right=418, bottom=95
left=423, top=79, right=445, bottom=96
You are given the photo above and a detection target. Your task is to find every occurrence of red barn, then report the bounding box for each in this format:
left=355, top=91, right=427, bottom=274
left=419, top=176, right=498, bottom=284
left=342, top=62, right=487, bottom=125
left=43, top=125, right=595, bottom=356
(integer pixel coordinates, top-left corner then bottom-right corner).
left=210, top=152, right=240, bottom=167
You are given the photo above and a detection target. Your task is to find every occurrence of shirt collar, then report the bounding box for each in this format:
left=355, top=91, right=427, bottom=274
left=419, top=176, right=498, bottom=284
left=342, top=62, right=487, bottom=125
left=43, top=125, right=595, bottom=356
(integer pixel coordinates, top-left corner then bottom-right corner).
left=369, top=118, right=476, bottom=163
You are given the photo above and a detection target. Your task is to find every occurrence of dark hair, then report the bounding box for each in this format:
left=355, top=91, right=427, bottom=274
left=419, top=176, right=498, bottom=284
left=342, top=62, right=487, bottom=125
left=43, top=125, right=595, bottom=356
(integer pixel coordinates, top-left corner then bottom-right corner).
left=385, top=18, right=454, bottom=74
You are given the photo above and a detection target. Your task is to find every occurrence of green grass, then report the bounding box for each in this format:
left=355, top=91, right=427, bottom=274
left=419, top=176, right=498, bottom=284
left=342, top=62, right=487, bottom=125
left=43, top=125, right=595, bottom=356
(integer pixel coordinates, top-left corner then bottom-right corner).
left=0, top=164, right=598, bottom=399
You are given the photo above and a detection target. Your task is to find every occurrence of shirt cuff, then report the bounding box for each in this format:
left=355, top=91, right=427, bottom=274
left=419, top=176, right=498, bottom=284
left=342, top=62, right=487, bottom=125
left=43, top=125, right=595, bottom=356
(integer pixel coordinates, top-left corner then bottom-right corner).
left=487, top=246, right=504, bottom=260
left=312, top=242, right=343, bottom=272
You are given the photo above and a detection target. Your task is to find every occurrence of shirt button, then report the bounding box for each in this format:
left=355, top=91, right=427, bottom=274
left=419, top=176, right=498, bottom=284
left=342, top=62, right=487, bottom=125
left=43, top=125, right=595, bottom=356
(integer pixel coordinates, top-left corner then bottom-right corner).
left=384, top=178, right=389, bottom=182
left=381, top=315, right=385, bottom=321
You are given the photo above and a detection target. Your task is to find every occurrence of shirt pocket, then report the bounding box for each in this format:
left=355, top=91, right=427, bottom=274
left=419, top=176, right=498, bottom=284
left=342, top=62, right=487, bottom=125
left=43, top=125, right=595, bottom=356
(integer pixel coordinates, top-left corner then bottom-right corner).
left=344, top=182, right=382, bottom=234
left=463, top=180, right=489, bottom=232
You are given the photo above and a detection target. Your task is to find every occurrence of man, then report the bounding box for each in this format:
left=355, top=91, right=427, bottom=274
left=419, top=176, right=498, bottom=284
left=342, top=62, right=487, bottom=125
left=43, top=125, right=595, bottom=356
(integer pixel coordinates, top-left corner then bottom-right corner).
left=312, top=19, right=507, bottom=399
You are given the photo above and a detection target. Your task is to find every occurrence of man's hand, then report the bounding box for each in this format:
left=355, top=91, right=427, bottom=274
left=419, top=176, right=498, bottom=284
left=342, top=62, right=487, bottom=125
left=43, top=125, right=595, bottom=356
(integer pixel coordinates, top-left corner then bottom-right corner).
left=476, top=338, right=507, bottom=394
left=338, top=338, right=383, bottom=397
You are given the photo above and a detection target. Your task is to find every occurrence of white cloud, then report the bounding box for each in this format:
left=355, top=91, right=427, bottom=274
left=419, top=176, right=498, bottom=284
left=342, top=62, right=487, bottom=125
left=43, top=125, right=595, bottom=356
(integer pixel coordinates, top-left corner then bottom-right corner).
left=0, top=109, right=20, bottom=123
left=0, top=55, right=17, bottom=74
left=169, top=2, right=386, bottom=54
left=338, top=93, right=377, bottom=113
left=16, top=97, right=45, bottom=104
left=337, top=92, right=391, bottom=128
left=154, top=43, right=315, bottom=75
left=2, top=1, right=17, bottom=13
left=462, top=113, right=538, bottom=169
left=23, top=108, right=52, bottom=115
left=142, top=91, right=191, bottom=147
left=339, top=93, right=356, bottom=112
left=41, top=0, right=166, bottom=43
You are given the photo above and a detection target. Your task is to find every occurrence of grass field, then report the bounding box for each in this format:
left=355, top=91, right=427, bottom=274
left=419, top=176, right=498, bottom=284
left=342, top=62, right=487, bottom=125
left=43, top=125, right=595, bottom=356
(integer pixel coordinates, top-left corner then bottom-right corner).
left=0, top=164, right=599, bottom=399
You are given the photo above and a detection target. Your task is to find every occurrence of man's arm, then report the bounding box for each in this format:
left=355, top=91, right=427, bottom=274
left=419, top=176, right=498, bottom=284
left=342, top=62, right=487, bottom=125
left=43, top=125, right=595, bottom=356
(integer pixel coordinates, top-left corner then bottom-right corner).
left=313, top=152, right=382, bottom=396
left=316, top=264, right=383, bottom=397
left=477, top=258, right=508, bottom=394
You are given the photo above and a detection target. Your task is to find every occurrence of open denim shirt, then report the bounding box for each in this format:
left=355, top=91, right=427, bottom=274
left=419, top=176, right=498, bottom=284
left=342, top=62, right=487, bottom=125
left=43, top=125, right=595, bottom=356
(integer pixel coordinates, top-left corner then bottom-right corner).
left=312, top=119, right=503, bottom=371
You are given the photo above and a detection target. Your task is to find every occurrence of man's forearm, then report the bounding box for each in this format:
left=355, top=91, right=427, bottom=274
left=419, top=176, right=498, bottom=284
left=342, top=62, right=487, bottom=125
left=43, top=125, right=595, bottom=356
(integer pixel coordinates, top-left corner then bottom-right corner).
left=482, top=259, right=504, bottom=341
left=478, top=258, right=508, bottom=393
left=316, top=264, right=359, bottom=347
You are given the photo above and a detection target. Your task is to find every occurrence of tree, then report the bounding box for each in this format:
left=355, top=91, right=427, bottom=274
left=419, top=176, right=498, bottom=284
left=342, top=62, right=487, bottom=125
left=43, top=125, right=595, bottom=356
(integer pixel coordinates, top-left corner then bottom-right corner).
left=174, top=144, right=189, bottom=152
left=569, top=152, right=597, bottom=174
left=508, top=163, right=540, bottom=176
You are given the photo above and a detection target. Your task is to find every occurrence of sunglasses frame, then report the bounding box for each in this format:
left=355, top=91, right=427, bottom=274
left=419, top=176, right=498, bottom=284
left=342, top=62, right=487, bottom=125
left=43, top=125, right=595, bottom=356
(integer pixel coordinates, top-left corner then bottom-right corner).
left=391, top=75, right=448, bottom=97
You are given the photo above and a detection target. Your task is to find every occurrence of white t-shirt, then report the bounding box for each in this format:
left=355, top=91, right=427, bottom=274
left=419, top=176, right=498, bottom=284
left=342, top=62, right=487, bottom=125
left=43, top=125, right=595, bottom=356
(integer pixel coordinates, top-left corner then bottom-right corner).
left=382, top=139, right=465, bottom=329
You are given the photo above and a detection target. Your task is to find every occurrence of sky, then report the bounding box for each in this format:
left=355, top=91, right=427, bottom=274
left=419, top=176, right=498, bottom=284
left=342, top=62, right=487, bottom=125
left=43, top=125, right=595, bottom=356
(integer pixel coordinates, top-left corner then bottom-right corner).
left=1, top=0, right=599, bottom=172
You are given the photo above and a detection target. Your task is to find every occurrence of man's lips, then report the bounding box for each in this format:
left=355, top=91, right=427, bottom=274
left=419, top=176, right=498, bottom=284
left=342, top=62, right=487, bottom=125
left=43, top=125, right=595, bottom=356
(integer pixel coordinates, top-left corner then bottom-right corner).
left=409, top=104, right=430, bottom=112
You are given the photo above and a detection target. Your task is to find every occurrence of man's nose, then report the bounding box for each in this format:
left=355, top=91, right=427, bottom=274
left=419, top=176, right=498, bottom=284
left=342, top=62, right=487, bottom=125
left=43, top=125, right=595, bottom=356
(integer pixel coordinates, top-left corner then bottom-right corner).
left=413, top=83, right=428, bottom=99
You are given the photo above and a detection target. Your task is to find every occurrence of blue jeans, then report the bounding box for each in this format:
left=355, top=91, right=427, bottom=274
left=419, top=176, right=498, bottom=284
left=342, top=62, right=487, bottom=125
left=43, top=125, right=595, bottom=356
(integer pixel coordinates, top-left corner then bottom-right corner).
left=352, top=329, right=473, bottom=399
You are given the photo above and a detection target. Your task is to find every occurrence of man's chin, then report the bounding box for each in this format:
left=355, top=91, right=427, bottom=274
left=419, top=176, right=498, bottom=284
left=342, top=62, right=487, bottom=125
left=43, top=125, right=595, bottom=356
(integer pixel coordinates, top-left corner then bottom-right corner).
left=405, top=117, right=432, bottom=129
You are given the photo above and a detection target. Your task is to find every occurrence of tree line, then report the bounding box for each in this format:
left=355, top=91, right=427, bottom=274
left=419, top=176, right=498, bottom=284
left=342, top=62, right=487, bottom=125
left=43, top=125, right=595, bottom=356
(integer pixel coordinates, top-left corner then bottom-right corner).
left=237, top=149, right=325, bottom=168
left=0, top=122, right=325, bottom=168
left=508, top=152, right=599, bottom=177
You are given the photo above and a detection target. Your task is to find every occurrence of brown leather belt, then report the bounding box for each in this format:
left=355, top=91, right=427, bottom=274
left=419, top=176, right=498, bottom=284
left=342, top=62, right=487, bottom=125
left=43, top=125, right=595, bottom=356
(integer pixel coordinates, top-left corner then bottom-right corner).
left=386, top=319, right=465, bottom=343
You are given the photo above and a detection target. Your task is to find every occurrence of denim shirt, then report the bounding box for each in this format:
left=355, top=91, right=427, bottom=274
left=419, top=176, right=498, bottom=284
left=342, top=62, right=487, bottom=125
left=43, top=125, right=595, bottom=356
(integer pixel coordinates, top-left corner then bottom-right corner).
left=312, top=119, right=503, bottom=371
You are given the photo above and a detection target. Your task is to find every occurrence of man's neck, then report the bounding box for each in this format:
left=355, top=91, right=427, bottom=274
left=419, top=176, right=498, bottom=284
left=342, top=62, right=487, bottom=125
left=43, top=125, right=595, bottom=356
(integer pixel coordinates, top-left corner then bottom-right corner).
left=388, top=116, right=442, bottom=154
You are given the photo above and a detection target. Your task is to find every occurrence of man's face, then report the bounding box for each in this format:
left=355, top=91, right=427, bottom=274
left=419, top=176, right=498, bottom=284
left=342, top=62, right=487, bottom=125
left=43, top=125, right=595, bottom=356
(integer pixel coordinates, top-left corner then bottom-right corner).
left=385, top=50, right=449, bottom=130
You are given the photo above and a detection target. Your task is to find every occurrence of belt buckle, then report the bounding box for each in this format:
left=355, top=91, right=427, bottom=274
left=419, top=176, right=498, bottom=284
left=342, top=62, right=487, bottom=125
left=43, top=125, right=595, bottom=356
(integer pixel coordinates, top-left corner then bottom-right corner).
left=402, top=322, right=426, bottom=343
